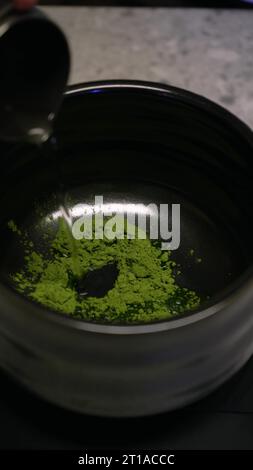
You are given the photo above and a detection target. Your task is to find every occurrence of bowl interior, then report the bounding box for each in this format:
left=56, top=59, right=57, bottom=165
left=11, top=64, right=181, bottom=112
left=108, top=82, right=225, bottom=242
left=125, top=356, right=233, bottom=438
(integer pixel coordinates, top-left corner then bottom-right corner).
left=0, top=82, right=253, bottom=319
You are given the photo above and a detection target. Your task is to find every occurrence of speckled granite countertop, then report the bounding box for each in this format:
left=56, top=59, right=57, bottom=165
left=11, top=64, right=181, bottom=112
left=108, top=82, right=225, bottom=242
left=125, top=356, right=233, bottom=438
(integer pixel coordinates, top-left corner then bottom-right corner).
left=45, top=7, right=253, bottom=128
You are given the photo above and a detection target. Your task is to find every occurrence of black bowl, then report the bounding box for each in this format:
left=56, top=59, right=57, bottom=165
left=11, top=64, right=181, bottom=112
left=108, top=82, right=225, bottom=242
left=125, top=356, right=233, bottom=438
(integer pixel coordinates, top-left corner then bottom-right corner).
left=0, top=80, right=253, bottom=417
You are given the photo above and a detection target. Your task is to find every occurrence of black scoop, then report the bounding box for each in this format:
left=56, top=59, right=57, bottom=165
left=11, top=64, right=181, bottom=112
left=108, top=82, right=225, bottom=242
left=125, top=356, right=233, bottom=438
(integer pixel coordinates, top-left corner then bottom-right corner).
left=0, top=7, right=70, bottom=143
left=77, top=262, right=119, bottom=298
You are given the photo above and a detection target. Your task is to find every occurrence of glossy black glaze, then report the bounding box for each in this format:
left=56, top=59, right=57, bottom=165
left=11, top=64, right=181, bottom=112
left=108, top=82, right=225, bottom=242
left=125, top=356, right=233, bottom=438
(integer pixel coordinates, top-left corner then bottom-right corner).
left=0, top=81, right=253, bottom=416
left=77, top=263, right=120, bottom=298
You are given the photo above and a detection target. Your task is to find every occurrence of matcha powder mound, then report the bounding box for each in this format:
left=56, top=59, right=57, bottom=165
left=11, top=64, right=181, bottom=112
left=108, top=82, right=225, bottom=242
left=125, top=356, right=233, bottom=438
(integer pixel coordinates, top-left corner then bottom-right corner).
left=8, top=219, right=201, bottom=324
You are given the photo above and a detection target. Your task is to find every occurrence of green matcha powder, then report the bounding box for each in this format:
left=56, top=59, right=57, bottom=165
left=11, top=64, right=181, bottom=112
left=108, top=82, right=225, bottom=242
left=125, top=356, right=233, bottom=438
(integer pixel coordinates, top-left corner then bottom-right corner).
left=8, top=219, right=200, bottom=324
